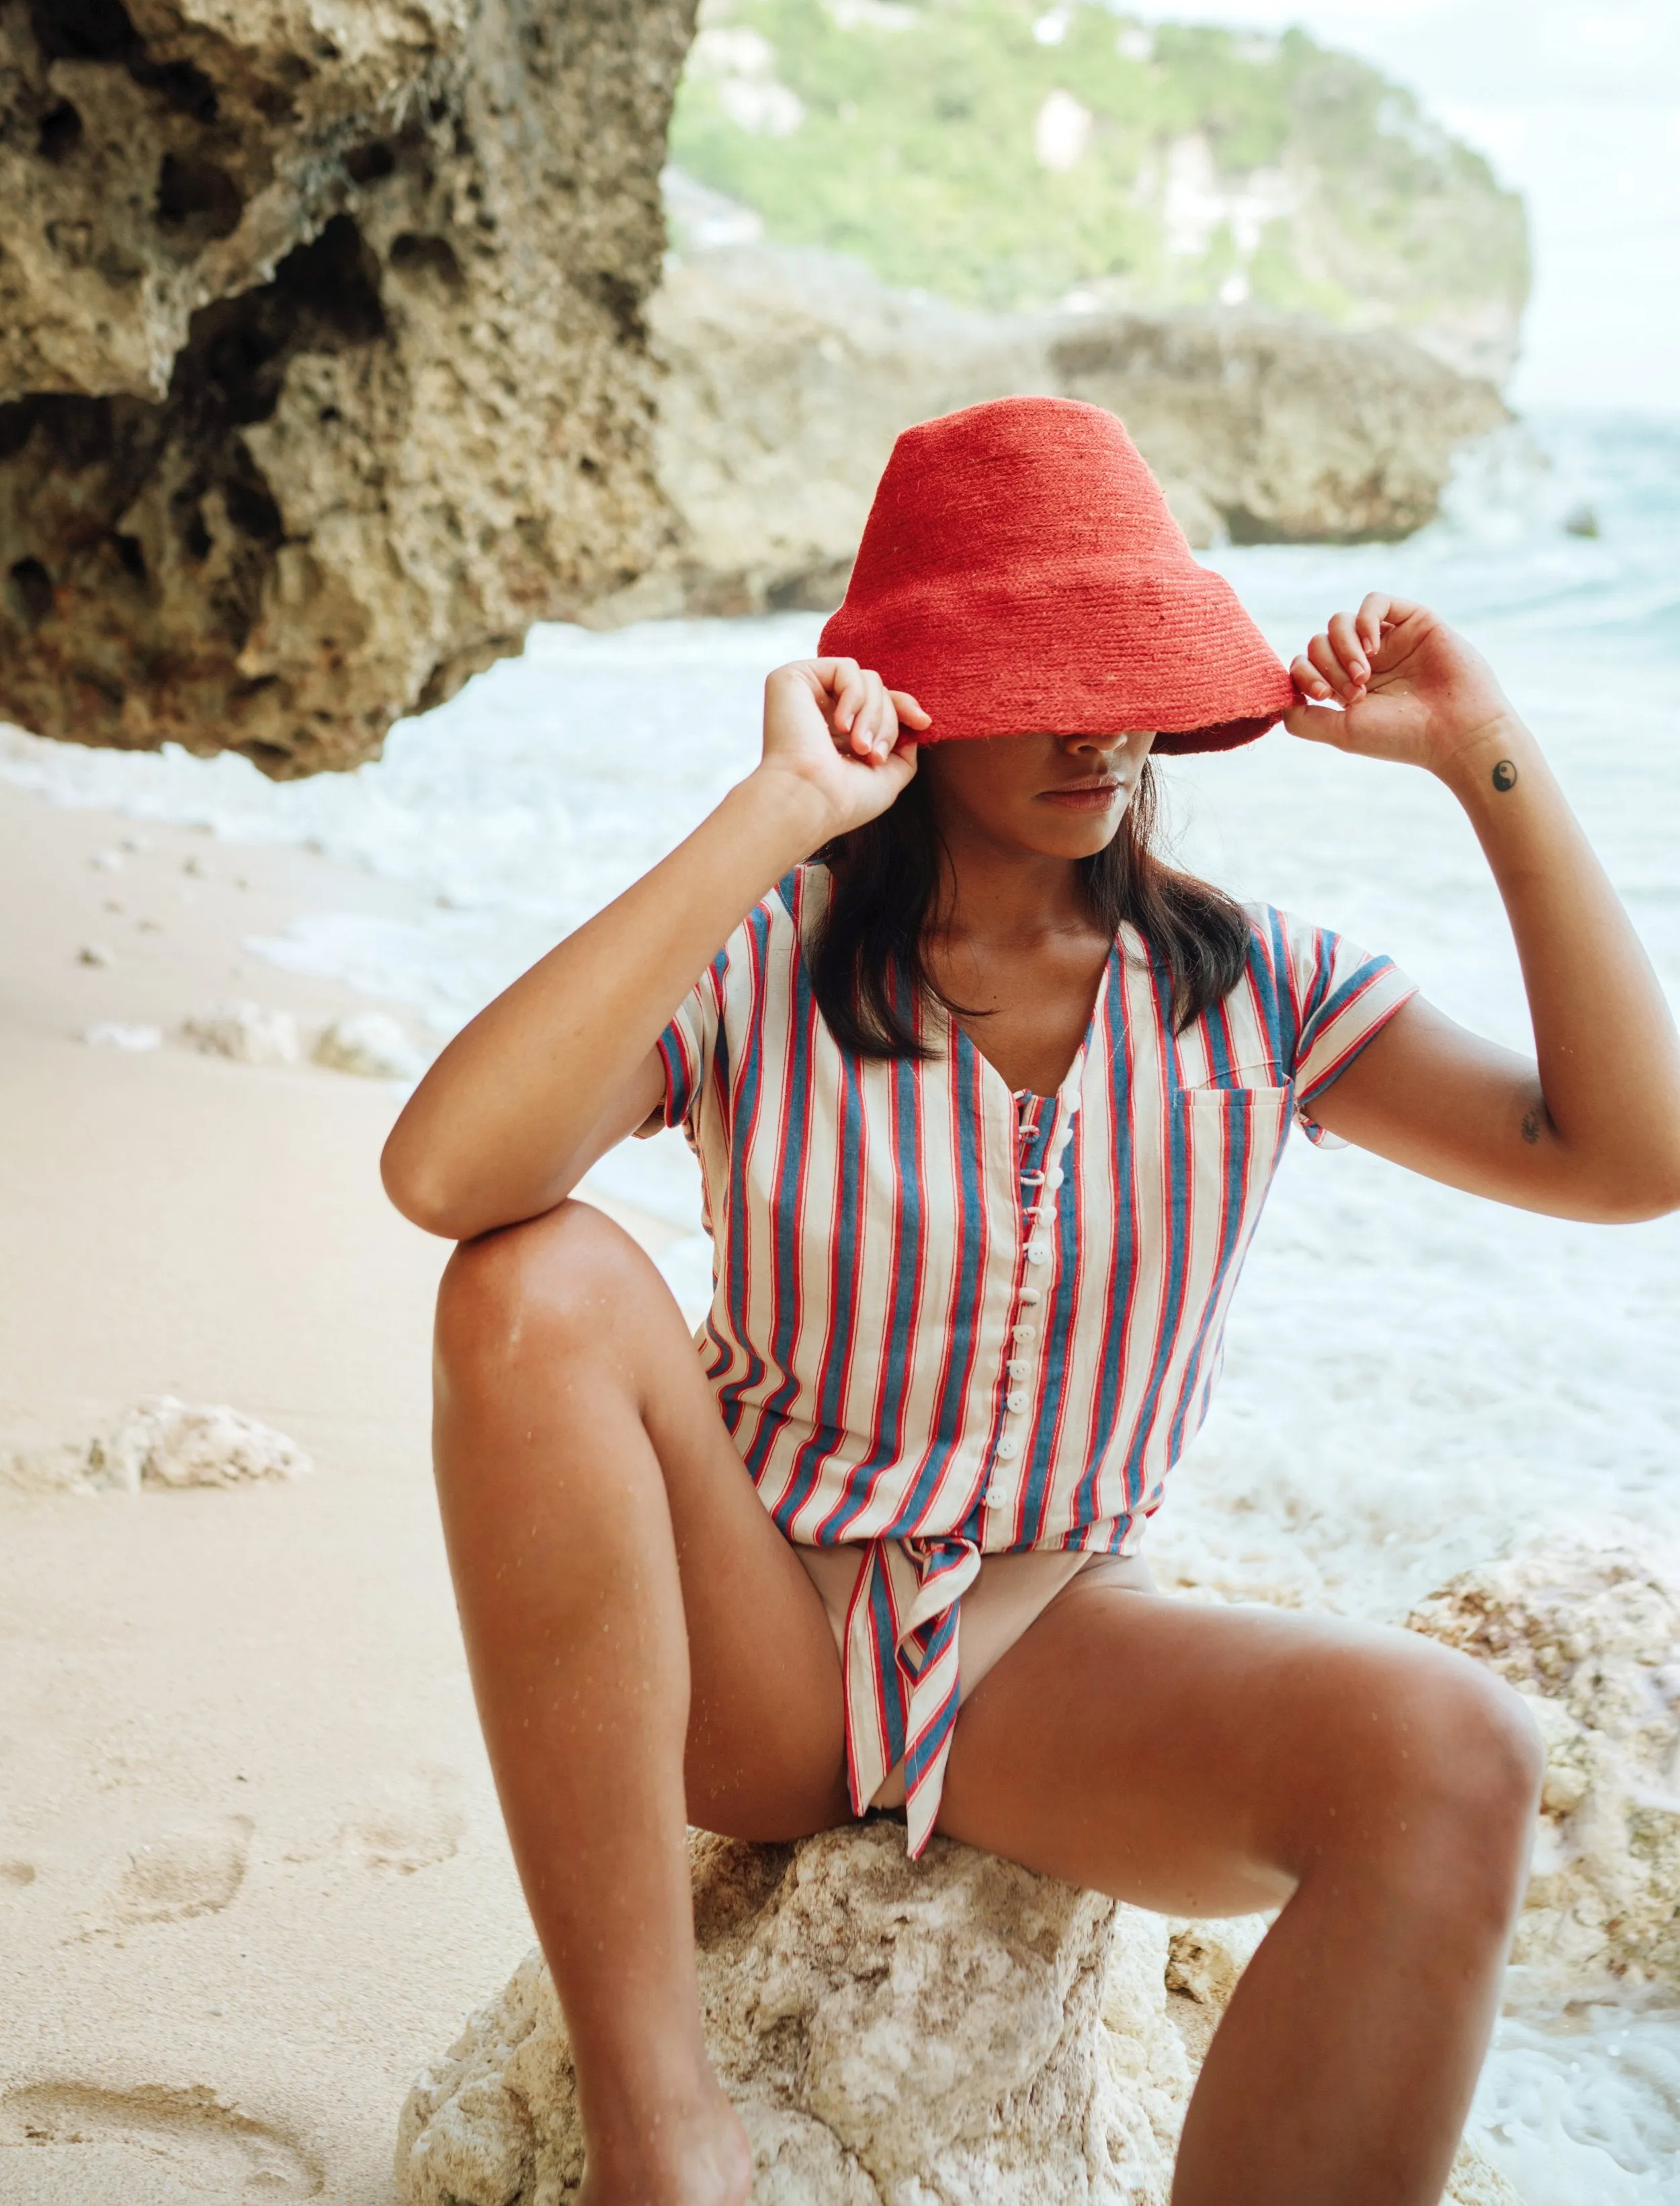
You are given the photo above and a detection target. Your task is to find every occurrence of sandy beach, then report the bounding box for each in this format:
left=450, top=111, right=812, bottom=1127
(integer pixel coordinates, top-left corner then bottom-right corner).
left=0, top=777, right=673, bottom=2204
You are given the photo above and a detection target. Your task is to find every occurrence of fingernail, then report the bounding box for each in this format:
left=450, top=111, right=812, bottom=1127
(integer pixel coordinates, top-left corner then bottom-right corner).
left=1351, top=661, right=1369, bottom=680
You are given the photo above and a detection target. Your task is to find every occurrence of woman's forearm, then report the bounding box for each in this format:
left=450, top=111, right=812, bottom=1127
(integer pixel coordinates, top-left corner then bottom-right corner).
left=382, top=767, right=832, bottom=1239
left=1439, top=713, right=1680, bottom=1207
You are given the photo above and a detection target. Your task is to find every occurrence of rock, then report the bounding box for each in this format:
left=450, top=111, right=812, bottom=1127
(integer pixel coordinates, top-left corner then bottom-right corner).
left=181, top=1000, right=299, bottom=1064
left=602, top=245, right=1051, bottom=622
left=312, top=1011, right=425, bottom=1081
left=0, top=0, right=694, bottom=778
left=592, top=244, right=1509, bottom=623
left=1407, top=1533, right=1680, bottom=1996
left=85, top=1396, right=312, bottom=1492
left=397, top=1822, right=1520, bottom=2205
left=1050, top=310, right=1511, bottom=546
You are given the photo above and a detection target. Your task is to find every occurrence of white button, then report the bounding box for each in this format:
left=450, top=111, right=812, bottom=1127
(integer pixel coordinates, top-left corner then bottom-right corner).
left=1011, top=1325, right=1037, bottom=1344
left=1026, top=1241, right=1049, bottom=1264
left=1006, top=1389, right=1027, bottom=1412
left=984, top=1480, right=1009, bottom=1505
left=995, top=1438, right=1019, bottom=1461
left=1048, top=1169, right=1064, bottom=1189
left=1006, top=1357, right=1030, bottom=1377
left=1065, top=1097, right=1081, bottom=1116
left=1019, top=1288, right=1041, bottom=1306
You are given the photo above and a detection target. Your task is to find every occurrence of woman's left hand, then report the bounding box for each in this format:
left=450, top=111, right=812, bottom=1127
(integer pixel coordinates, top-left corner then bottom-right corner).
left=1286, top=593, right=1517, bottom=779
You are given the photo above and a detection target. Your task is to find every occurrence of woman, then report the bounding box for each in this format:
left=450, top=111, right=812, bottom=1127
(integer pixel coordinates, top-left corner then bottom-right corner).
left=382, top=399, right=1680, bottom=2206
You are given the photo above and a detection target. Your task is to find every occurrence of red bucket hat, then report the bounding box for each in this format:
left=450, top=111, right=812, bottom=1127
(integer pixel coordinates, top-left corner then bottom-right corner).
left=819, top=396, right=1294, bottom=754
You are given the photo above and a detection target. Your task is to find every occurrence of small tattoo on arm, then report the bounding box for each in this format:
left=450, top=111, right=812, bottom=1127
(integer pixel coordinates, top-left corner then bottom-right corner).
left=1491, top=759, right=1519, bottom=792
left=1520, top=1107, right=1542, bottom=1145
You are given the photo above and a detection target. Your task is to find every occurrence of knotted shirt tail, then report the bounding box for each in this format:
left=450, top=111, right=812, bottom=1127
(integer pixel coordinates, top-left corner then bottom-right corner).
left=841, top=1534, right=984, bottom=1856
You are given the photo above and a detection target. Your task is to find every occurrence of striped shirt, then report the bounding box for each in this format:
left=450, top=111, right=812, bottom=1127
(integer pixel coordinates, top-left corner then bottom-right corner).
left=657, top=865, right=1415, bottom=1851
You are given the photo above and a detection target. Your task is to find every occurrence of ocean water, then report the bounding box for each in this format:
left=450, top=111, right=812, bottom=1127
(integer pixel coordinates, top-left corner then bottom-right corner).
left=3, top=410, right=1677, bottom=2197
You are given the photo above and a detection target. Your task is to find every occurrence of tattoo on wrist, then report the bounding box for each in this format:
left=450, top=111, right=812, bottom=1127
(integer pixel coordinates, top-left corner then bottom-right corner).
left=1491, top=759, right=1519, bottom=792
left=1520, top=1106, right=1542, bottom=1145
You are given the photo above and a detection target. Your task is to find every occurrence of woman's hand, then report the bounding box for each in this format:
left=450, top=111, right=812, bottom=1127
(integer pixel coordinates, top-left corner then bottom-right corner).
left=1286, top=595, right=1517, bottom=780
left=755, top=658, right=930, bottom=839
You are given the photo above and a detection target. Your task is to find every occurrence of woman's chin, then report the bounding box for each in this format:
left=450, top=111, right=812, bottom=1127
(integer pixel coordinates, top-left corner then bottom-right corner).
left=1018, top=810, right=1124, bottom=859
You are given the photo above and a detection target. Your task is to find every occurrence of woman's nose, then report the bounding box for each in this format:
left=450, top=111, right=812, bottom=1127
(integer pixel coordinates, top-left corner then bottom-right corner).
left=1060, top=730, right=1133, bottom=757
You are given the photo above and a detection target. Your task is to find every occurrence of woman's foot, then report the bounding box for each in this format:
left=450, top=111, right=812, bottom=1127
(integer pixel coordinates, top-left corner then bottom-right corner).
left=575, top=2088, right=753, bottom=2206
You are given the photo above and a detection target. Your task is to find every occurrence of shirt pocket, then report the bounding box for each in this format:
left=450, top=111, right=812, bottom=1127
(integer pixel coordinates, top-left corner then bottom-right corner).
left=1174, top=1082, right=1294, bottom=1199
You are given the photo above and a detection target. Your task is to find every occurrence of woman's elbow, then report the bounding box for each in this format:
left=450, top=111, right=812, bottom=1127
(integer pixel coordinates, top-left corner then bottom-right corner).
left=380, top=1126, right=471, bottom=1239
left=1576, top=1146, right=1680, bottom=1223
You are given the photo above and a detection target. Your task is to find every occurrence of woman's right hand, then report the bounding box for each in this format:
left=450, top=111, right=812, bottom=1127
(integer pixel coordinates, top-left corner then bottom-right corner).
left=755, top=659, right=931, bottom=839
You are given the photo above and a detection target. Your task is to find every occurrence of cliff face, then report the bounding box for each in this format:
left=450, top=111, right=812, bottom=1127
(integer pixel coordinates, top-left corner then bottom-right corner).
left=590, top=243, right=1510, bottom=626
left=671, top=0, right=1529, bottom=384
left=0, top=0, right=695, bottom=777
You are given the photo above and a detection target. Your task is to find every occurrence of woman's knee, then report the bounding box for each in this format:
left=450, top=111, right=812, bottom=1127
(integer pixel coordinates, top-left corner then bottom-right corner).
left=434, top=1197, right=661, bottom=1386
left=1317, top=1635, right=1544, bottom=1920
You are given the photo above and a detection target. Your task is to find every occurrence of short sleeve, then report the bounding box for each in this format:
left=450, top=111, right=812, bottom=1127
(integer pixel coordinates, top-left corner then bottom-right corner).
left=1264, top=908, right=1419, bottom=1146
left=655, top=952, right=727, bottom=1130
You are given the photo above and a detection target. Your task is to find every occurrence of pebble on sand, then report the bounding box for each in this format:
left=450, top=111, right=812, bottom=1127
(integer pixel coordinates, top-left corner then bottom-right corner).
left=181, top=1001, right=301, bottom=1066
left=313, top=1012, right=426, bottom=1081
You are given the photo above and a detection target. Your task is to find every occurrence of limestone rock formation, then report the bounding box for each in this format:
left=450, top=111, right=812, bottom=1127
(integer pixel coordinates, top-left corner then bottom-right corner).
left=667, top=4, right=1529, bottom=381
left=396, top=1821, right=1519, bottom=2205
left=1408, top=1534, right=1680, bottom=1998
left=1050, top=311, right=1509, bottom=547
left=593, top=243, right=1509, bottom=624
left=0, top=0, right=695, bottom=777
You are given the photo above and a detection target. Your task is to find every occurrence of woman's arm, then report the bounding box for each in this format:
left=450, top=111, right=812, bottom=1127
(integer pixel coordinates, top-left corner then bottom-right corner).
left=381, top=660, right=927, bottom=1240
left=1288, top=594, right=1680, bottom=1224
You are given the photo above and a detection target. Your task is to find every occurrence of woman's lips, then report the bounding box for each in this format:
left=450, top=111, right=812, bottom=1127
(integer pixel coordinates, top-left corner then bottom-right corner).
left=1038, top=780, right=1123, bottom=812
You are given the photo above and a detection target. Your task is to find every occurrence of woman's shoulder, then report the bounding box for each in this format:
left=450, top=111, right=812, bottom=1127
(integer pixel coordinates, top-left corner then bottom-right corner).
left=705, top=864, right=831, bottom=999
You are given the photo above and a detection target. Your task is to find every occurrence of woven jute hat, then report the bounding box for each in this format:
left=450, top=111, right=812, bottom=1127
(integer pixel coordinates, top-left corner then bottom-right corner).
left=819, top=396, right=1294, bottom=754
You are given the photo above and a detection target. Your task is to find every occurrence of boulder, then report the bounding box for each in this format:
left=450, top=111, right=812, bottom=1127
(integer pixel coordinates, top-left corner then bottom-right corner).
left=0, top=0, right=694, bottom=777
left=396, top=1821, right=1518, bottom=2205
left=1407, top=1533, right=1680, bottom=1998
left=588, top=243, right=1509, bottom=624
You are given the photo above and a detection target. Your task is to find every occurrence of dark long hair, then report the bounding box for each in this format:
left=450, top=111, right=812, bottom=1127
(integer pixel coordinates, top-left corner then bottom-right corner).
left=808, top=760, right=1252, bottom=1058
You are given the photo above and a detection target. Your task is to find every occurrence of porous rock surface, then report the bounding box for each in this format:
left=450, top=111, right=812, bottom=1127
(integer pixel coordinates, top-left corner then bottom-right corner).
left=2, top=1396, right=312, bottom=1492
left=0, top=0, right=694, bottom=777
left=88, top=1395, right=314, bottom=1489
left=593, top=243, right=1510, bottom=623
left=396, top=1821, right=1517, bottom=2205
left=1408, top=1533, right=1680, bottom=1998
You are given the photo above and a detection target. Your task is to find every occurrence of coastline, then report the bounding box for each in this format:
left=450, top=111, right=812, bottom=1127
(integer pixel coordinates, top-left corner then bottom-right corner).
left=0, top=776, right=668, bottom=2203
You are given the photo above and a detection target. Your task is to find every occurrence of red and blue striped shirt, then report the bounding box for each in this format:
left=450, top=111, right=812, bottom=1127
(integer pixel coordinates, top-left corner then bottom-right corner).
left=657, top=865, right=1415, bottom=1850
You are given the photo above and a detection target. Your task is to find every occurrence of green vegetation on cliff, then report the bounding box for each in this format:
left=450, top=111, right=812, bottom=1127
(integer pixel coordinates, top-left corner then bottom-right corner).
left=670, top=0, right=1528, bottom=379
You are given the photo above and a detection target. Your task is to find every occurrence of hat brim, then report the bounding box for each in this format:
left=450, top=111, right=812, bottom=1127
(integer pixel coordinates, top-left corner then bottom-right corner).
left=820, top=566, right=1294, bottom=756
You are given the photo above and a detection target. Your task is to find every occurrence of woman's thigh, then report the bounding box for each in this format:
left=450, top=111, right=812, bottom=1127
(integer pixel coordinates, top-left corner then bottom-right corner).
left=935, top=1575, right=1535, bottom=1916
left=435, top=1199, right=851, bottom=1838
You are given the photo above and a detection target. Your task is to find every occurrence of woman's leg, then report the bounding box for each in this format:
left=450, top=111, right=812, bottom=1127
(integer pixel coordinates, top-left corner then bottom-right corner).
left=937, top=1578, right=1544, bottom=2206
left=433, top=1199, right=850, bottom=2206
